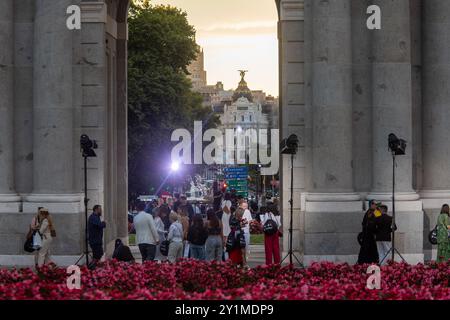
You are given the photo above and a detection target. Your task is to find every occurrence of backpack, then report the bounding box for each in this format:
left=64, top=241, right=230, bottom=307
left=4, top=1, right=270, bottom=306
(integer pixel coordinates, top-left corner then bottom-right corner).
left=226, top=229, right=246, bottom=252
left=429, top=225, right=438, bottom=245
left=263, top=213, right=278, bottom=235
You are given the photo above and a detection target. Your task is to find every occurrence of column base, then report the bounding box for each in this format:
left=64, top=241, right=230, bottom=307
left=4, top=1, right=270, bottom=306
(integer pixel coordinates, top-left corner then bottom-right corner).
left=22, top=194, right=83, bottom=214
left=0, top=194, right=21, bottom=213
left=420, top=190, right=450, bottom=210
left=299, top=192, right=424, bottom=265
left=305, top=193, right=362, bottom=212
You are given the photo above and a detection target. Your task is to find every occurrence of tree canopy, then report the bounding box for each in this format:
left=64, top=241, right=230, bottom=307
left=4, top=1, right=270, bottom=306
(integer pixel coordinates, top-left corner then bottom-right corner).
left=128, top=1, right=219, bottom=196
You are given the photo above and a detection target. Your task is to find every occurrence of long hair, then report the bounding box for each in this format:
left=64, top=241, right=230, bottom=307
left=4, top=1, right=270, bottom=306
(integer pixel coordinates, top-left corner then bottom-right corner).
left=38, top=209, right=54, bottom=231
left=206, top=209, right=219, bottom=229
left=441, top=204, right=450, bottom=215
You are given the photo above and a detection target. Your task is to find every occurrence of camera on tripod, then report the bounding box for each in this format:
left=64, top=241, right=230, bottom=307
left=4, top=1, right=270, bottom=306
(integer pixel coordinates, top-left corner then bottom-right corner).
left=388, top=133, right=406, bottom=156
left=80, top=134, right=98, bottom=158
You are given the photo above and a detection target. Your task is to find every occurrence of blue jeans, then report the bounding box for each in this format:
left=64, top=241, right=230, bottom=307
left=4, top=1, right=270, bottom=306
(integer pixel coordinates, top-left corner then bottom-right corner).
left=205, top=235, right=223, bottom=262
left=190, top=244, right=205, bottom=260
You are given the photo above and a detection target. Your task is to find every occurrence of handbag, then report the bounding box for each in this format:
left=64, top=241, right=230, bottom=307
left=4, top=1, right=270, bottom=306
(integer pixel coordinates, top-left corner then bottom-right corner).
left=428, top=225, right=438, bottom=245
left=24, top=230, right=36, bottom=253
left=160, top=239, right=170, bottom=256
left=32, top=232, right=42, bottom=250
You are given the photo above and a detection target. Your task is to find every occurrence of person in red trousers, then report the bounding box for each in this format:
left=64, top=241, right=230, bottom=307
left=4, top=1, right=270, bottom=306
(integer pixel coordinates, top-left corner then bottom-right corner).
left=260, top=204, right=282, bottom=265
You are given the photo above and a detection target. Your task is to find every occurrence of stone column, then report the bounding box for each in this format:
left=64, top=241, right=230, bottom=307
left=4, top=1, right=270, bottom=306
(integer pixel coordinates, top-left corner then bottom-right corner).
left=421, top=0, right=450, bottom=260
left=368, top=0, right=422, bottom=264
left=422, top=0, right=450, bottom=206
left=14, top=0, right=35, bottom=195
left=369, top=0, right=417, bottom=200
left=302, top=0, right=360, bottom=265
left=310, top=0, right=355, bottom=195
left=278, top=0, right=308, bottom=263
left=23, top=0, right=81, bottom=213
left=0, top=0, right=21, bottom=212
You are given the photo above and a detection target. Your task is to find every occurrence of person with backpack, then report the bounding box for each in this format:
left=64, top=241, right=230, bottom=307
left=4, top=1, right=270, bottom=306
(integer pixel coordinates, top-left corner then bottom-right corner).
left=260, top=204, right=282, bottom=265
left=187, top=214, right=208, bottom=260
left=35, top=208, right=56, bottom=268
left=226, top=210, right=246, bottom=266
left=437, top=204, right=450, bottom=263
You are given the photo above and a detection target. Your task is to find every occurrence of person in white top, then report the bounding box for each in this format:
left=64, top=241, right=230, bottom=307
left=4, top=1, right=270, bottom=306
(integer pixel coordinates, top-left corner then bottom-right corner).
left=153, top=207, right=167, bottom=261
left=35, top=208, right=55, bottom=268
left=167, top=211, right=184, bottom=263
left=133, top=202, right=160, bottom=262
left=239, top=199, right=253, bottom=264
left=260, top=204, right=282, bottom=265
left=221, top=196, right=232, bottom=238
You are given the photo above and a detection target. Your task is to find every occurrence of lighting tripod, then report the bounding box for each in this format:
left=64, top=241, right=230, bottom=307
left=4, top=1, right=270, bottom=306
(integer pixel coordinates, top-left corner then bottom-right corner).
left=281, top=152, right=304, bottom=268
left=75, top=154, right=92, bottom=266
left=379, top=151, right=406, bottom=265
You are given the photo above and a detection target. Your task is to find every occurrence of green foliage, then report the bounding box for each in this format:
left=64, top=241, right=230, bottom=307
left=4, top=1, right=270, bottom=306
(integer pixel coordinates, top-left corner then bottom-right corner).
left=128, top=2, right=219, bottom=195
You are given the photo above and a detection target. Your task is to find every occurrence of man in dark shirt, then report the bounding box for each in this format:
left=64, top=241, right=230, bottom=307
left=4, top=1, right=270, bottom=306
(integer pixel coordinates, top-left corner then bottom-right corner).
left=88, top=204, right=106, bottom=267
left=375, top=205, right=397, bottom=264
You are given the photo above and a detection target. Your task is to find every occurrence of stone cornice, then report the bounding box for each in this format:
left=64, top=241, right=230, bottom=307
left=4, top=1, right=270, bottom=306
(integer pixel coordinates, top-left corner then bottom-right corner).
left=80, top=2, right=107, bottom=24
left=279, top=0, right=304, bottom=21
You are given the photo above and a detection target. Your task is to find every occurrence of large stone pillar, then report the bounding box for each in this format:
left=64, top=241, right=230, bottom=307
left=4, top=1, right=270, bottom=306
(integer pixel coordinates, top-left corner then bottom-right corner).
left=368, top=0, right=422, bottom=263
left=369, top=0, right=416, bottom=197
left=277, top=0, right=308, bottom=265
left=421, top=0, right=450, bottom=260
left=23, top=0, right=81, bottom=213
left=303, top=0, right=361, bottom=265
left=14, top=0, right=35, bottom=196
left=310, top=0, right=353, bottom=194
left=0, top=0, right=21, bottom=212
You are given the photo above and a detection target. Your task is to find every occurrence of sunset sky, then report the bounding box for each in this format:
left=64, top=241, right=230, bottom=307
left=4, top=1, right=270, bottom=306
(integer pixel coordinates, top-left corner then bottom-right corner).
left=152, top=0, right=279, bottom=96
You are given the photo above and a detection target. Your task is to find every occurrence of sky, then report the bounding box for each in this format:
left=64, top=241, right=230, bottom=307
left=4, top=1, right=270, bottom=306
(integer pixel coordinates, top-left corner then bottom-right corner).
left=152, top=0, right=279, bottom=96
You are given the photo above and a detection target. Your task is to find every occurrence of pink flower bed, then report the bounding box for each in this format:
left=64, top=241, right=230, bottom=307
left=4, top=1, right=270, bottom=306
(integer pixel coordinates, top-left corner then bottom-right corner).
left=1, top=260, right=450, bottom=300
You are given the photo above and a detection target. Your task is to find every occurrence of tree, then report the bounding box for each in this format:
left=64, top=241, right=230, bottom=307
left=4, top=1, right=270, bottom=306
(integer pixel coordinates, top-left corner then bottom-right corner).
left=128, top=1, right=219, bottom=196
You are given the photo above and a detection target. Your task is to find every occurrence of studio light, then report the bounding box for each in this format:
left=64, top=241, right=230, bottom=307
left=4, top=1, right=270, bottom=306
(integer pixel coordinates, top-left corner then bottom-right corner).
left=281, top=134, right=299, bottom=155
left=388, top=133, right=406, bottom=155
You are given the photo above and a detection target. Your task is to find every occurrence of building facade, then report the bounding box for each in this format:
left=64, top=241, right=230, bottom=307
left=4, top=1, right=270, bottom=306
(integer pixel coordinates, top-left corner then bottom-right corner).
left=277, top=0, right=450, bottom=265
left=0, top=0, right=129, bottom=265
left=187, top=46, right=207, bottom=91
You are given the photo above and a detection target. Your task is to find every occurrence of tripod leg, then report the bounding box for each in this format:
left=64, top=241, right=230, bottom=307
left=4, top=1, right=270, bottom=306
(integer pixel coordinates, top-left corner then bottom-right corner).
left=380, top=248, right=392, bottom=265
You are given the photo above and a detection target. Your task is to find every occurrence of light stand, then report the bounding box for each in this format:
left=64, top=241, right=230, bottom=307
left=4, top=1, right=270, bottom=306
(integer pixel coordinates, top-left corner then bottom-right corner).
left=75, top=135, right=97, bottom=267
left=280, top=134, right=303, bottom=268
left=380, top=134, right=406, bottom=264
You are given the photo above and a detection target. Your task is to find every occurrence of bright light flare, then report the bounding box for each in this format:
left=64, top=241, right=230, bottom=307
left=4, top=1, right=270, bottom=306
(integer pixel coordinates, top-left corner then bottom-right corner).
left=171, top=161, right=180, bottom=172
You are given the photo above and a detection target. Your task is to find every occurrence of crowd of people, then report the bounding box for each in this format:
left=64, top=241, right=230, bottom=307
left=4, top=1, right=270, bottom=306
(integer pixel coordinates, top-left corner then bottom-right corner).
left=29, top=189, right=450, bottom=269
left=124, top=181, right=283, bottom=267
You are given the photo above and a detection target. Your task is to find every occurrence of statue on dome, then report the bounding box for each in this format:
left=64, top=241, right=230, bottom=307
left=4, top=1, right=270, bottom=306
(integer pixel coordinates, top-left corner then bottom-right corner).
left=238, top=69, right=248, bottom=81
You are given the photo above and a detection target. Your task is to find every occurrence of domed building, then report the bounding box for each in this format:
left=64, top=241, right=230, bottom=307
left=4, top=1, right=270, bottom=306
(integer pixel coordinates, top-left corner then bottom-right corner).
left=220, top=72, right=269, bottom=163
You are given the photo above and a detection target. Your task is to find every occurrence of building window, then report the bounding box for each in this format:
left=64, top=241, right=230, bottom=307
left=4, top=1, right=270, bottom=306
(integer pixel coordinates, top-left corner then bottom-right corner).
left=241, top=115, right=245, bottom=122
